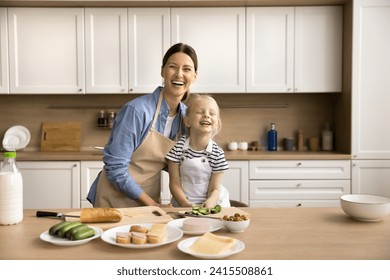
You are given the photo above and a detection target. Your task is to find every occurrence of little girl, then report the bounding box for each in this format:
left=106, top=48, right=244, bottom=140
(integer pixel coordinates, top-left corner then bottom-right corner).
left=166, top=94, right=230, bottom=208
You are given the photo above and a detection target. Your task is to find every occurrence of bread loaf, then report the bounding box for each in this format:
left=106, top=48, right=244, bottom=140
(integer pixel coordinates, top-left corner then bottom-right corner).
left=80, top=208, right=122, bottom=223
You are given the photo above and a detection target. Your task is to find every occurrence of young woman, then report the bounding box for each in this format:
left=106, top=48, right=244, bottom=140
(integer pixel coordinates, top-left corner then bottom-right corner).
left=87, top=43, right=198, bottom=207
left=166, top=94, right=230, bottom=208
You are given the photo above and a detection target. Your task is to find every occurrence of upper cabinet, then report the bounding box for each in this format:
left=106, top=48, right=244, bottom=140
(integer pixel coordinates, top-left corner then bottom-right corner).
left=85, top=8, right=128, bottom=94
left=8, top=8, right=84, bottom=94
left=351, top=0, right=390, bottom=159
left=0, top=8, right=8, bottom=94
left=3, top=6, right=343, bottom=94
left=294, top=6, right=343, bottom=93
left=128, top=8, right=170, bottom=93
left=247, top=6, right=343, bottom=93
left=171, top=8, right=246, bottom=93
left=85, top=8, right=170, bottom=94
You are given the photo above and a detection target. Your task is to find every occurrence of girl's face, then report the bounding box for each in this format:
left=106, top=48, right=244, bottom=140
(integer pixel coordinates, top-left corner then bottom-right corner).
left=161, top=52, right=197, bottom=99
left=185, top=97, right=221, bottom=137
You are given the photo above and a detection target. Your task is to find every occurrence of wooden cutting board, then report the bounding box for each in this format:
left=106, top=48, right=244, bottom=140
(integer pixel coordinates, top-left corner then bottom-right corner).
left=171, top=207, right=250, bottom=220
left=65, top=206, right=173, bottom=230
left=40, top=122, right=81, bottom=152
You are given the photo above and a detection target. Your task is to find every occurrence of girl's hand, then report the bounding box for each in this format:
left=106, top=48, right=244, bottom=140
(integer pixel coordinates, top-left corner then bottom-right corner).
left=158, top=203, right=173, bottom=208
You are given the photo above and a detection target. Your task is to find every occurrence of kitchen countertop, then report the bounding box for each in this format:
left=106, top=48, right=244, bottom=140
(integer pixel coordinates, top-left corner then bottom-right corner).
left=14, top=150, right=351, bottom=161
left=1, top=207, right=389, bottom=260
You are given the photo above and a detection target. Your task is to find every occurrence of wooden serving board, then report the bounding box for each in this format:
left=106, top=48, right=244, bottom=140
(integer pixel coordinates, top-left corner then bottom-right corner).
left=40, top=122, right=81, bottom=152
left=65, top=206, right=173, bottom=230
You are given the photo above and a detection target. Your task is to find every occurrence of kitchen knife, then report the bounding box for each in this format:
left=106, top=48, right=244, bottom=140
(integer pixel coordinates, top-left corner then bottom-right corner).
left=167, top=212, right=222, bottom=220
left=36, top=211, right=80, bottom=219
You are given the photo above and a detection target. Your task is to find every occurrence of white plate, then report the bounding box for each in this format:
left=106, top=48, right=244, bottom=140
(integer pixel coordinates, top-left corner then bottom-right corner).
left=177, top=236, right=245, bottom=259
left=40, top=226, right=103, bottom=246
left=168, top=218, right=224, bottom=235
left=2, top=125, right=31, bottom=151
left=101, top=224, right=183, bottom=249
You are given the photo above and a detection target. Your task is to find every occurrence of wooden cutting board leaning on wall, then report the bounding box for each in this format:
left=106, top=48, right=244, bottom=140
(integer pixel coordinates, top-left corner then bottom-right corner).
left=40, top=122, right=81, bottom=152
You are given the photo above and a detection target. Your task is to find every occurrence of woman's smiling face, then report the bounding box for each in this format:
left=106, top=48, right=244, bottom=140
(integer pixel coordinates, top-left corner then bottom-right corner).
left=161, top=52, right=197, bottom=99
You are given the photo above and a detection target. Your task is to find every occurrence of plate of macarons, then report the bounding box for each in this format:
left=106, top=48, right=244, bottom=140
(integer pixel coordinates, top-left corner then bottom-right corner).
left=100, top=223, right=183, bottom=249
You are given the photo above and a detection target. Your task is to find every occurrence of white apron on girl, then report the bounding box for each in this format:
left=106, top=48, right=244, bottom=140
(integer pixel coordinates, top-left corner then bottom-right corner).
left=171, top=138, right=230, bottom=207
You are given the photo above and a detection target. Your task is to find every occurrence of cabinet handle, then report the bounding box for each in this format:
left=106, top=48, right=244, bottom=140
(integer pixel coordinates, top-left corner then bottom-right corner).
left=129, top=88, right=133, bottom=92
left=296, top=183, right=301, bottom=187
left=297, top=162, right=302, bottom=166
left=297, top=203, right=302, bottom=207
left=287, top=88, right=292, bottom=91
left=78, top=88, right=82, bottom=92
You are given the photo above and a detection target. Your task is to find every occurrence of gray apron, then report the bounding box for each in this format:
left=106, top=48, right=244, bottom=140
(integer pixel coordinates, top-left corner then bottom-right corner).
left=95, top=92, right=176, bottom=207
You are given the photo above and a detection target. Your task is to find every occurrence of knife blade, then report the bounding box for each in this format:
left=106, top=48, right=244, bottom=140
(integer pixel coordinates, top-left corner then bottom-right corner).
left=36, top=211, right=80, bottom=219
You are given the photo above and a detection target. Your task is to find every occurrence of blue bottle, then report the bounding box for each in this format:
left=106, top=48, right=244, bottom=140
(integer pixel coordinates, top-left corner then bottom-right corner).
left=267, top=123, right=277, bottom=151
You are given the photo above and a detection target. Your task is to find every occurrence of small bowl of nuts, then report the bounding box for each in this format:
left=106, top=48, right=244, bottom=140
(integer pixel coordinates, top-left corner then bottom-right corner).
left=222, top=213, right=250, bottom=233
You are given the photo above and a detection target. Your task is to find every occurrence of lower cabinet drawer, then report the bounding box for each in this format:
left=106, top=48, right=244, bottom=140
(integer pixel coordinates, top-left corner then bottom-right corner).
left=249, top=200, right=342, bottom=207
left=250, top=180, right=350, bottom=201
left=249, top=160, right=350, bottom=180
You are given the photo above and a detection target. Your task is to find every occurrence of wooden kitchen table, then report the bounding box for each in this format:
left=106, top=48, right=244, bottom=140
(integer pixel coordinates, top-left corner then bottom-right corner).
left=1, top=207, right=389, bottom=260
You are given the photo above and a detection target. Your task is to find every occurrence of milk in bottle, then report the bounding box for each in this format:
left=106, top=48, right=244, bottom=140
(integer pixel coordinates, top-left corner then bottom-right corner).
left=0, top=151, right=23, bottom=225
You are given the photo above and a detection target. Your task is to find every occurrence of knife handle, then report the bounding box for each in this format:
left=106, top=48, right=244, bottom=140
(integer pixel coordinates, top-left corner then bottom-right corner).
left=36, top=211, right=60, bottom=218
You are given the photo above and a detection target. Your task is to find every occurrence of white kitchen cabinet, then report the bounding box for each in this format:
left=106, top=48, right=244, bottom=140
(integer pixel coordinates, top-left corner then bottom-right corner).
left=8, top=8, right=84, bottom=94
left=246, top=6, right=342, bottom=93
left=351, top=0, right=390, bottom=160
left=171, top=8, right=245, bottom=93
left=222, top=160, right=249, bottom=205
left=80, top=161, right=103, bottom=208
left=0, top=8, right=8, bottom=94
left=18, top=161, right=80, bottom=209
left=85, top=8, right=171, bottom=94
left=351, top=1, right=390, bottom=197
left=352, top=160, right=390, bottom=198
left=294, top=6, right=343, bottom=93
left=246, top=7, right=294, bottom=93
left=85, top=8, right=128, bottom=94
left=128, top=8, right=171, bottom=93
left=249, top=160, right=350, bottom=207
left=160, top=170, right=170, bottom=205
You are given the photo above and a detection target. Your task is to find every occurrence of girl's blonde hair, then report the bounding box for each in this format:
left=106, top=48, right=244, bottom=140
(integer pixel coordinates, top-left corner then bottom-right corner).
left=185, top=93, right=222, bottom=138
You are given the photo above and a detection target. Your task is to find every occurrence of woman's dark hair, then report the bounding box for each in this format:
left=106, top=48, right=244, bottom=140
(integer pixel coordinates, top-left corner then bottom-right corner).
left=162, top=43, right=198, bottom=101
left=162, top=43, right=198, bottom=72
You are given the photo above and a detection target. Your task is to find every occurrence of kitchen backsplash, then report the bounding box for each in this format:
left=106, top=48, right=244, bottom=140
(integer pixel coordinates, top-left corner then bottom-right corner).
left=0, top=92, right=338, bottom=152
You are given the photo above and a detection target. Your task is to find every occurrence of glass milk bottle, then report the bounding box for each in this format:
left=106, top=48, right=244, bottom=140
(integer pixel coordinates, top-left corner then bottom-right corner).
left=0, top=151, right=23, bottom=225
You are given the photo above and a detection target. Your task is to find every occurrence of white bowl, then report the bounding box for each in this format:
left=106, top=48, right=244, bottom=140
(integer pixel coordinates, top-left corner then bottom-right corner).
left=223, top=219, right=250, bottom=233
left=227, top=142, right=238, bottom=151
left=340, top=194, right=390, bottom=222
